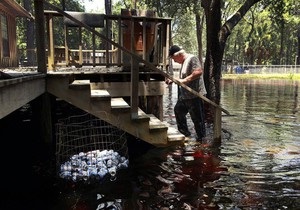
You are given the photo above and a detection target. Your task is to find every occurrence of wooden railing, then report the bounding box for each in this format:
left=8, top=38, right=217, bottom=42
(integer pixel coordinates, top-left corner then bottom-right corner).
left=43, top=9, right=172, bottom=70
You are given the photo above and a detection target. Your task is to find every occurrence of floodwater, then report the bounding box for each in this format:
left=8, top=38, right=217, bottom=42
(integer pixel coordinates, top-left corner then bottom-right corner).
left=1, top=79, right=300, bottom=210
left=218, top=79, right=300, bottom=209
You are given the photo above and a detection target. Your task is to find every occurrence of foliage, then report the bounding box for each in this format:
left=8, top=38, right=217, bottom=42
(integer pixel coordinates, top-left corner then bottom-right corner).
left=16, top=0, right=105, bottom=59
left=46, top=0, right=86, bottom=47
left=126, top=0, right=205, bottom=56
left=111, top=0, right=200, bottom=54
left=128, top=0, right=299, bottom=65
left=16, top=0, right=299, bottom=66
left=169, top=9, right=198, bottom=54
left=224, top=0, right=299, bottom=66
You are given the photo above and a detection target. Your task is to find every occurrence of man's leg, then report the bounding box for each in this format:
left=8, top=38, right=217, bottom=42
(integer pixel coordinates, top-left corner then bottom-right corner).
left=188, top=98, right=206, bottom=141
left=174, top=99, right=191, bottom=137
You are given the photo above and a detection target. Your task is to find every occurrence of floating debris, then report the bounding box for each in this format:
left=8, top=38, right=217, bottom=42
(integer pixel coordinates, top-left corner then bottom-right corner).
left=59, top=149, right=129, bottom=182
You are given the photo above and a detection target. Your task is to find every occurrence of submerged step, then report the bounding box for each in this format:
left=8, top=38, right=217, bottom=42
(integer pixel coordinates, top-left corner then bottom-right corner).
left=167, top=126, right=185, bottom=142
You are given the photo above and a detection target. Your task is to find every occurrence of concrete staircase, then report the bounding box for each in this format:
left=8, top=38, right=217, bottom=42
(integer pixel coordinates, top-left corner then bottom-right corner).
left=47, top=75, right=185, bottom=147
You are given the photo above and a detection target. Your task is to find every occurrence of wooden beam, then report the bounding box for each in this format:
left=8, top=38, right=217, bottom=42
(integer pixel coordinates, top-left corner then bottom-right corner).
left=0, top=75, right=46, bottom=119
left=91, top=81, right=165, bottom=96
left=47, top=14, right=54, bottom=70
left=34, top=0, right=47, bottom=73
left=130, top=18, right=139, bottom=118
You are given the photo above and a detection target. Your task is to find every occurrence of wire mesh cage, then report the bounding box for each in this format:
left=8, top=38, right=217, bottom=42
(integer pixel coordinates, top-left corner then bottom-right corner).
left=55, top=113, right=128, bottom=181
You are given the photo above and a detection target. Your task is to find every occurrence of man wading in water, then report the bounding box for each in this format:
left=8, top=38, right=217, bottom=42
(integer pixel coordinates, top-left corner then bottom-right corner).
left=165, top=45, right=206, bottom=142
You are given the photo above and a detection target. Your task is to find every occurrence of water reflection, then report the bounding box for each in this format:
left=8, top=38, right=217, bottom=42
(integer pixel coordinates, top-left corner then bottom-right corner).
left=55, top=79, right=299, bottom=209
left=52, top=142, right=225, bottom=209
left=53, top=79, right=300, bottom=209
left=219, top=79, right=300, bottom=209
left=2, top=79, right=299, bottom=209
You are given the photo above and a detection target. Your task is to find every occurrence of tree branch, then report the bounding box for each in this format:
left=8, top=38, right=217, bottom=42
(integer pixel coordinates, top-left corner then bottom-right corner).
left=220, top=0, right=262, bottom=42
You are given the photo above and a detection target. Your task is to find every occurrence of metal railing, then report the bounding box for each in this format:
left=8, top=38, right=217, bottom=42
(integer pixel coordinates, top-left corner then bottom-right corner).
left=223, top=65, right=300, bottom=74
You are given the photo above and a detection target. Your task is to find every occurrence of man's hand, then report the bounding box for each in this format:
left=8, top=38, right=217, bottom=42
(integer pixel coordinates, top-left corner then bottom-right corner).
left=165, top=78, right=173, bottom=85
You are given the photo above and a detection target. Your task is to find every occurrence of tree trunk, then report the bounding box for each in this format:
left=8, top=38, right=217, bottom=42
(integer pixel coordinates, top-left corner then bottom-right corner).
left=201, top=0, right=263, bottom=122
left=201, top=0, right=222, bottom=122
left=195, top=12, right=205, bottom=67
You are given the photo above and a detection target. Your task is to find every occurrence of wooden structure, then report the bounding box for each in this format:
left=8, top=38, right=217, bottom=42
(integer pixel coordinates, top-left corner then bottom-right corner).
left=46, top=71, right=185, bottom=147
left=0, top=0, right=33, bottom=67
left=0, top=0, right=228, bottom=148
left=44, top=9, right=171, bottom=71
left=40, top=5, right=184, bottom=146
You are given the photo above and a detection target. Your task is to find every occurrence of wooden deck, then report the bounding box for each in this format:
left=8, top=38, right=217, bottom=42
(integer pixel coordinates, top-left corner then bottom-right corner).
left=0, top=71, right=46, bottom=119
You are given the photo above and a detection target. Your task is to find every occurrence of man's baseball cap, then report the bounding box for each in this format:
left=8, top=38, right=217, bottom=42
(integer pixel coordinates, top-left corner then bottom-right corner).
left=169, top=45, right=183, bottom=57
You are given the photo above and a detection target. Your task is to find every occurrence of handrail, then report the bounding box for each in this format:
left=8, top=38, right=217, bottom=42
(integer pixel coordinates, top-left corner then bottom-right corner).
left=43, top=1, right=230, bottom=116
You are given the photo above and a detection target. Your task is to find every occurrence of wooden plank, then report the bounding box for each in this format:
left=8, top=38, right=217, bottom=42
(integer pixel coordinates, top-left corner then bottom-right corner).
left=111, top=97, right=130, bottom=112
left=131, top=108, right=150, bottom=122
left=0, top=76, right=45, bottom=119
left=213, top=107, right=222, bottom=140
left=91, top=81, right=165, bottom=96
left=47, top=15, right=55, bottom=71
left=148, top=114, right=168, bottom=131
left=90, top=89, right=111, bottom=101
left=167, top=127, right=185, bottom=142
left=69, top=80, right=90, bottom=89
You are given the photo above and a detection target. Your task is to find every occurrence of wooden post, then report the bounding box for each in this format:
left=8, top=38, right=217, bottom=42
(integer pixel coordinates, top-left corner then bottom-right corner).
left=47, top=14, right=55, bottom=71
left=31, top=93, right=54, bottom=145
left=161, top=20, right=170, bottom=69
left=213, top=107, right=222, bottom=141
left=78, top=27, right=83, bottom=66
left=142, top=17, right=146, bottom=61
left=106, top=18, right=110, bottom=66
left=92, top=27, right=96, bottom=66
left=131, top=18, right=139, bottom=118
left=64, top=25, right=69, bottom=66
left=34, top=0, right=47, bottom=73
left=147, top=95, right=163, bottom=120
left=117, top=17, right=122, bottom=66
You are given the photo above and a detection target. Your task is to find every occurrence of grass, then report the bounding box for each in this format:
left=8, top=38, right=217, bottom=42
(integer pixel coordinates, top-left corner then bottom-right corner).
left=222, top=73, right=300, bottom=80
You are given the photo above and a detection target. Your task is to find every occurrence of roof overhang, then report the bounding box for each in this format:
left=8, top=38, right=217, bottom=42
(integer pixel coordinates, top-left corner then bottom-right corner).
left=0, top=0, right=34, bottom=20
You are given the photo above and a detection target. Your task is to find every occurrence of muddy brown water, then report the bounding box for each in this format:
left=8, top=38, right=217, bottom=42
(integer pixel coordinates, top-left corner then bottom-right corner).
left=1, top=78, right=299, bottom=209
